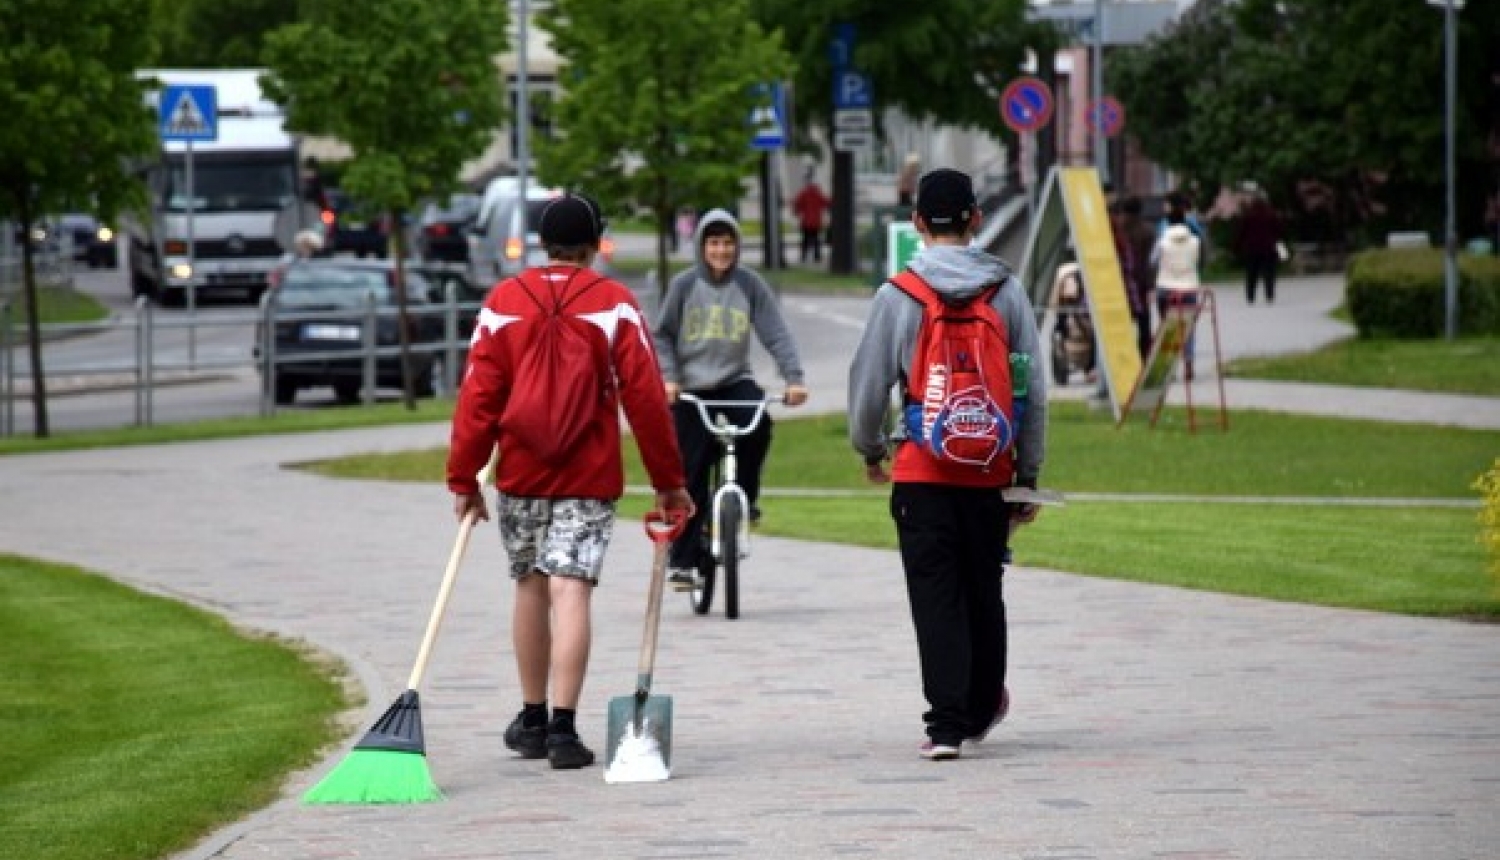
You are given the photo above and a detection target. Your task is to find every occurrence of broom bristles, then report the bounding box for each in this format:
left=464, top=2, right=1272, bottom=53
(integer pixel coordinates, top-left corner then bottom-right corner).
left=302, top=748, right=442, bottom=804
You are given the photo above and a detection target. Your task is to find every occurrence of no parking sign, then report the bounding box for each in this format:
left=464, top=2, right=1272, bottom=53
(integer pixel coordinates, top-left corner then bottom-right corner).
left=999, top=77, right=1053, bottom=134
left=1087, top=96, right=1126, bottom=139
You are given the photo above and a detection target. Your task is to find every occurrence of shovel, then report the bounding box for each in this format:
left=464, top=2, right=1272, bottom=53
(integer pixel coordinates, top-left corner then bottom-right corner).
left=604, top=510, right=686, bottom=784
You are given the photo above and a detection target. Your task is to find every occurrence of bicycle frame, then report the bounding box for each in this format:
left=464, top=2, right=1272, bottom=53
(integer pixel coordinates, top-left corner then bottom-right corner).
left=677, top=393, right=777, bottom=563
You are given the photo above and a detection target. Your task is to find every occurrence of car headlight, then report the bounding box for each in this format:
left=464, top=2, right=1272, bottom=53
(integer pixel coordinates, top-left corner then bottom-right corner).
left=96, top=226, right=114, bottom=243
left=170, top=263, right=193, bottom=279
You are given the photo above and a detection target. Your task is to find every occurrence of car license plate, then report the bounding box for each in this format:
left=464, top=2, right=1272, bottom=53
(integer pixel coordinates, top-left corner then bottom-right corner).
left=347, top=220, right=367, bottom=230
left=303, top=323, right=361, bottom=341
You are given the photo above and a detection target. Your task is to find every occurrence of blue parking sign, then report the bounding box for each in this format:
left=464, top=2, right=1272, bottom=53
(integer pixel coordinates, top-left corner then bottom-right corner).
left=834, top=70, right=873, bottom=110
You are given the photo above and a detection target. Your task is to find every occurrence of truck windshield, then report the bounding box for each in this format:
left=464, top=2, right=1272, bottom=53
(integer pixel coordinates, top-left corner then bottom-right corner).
left=162, top=162, right=297, bottom=213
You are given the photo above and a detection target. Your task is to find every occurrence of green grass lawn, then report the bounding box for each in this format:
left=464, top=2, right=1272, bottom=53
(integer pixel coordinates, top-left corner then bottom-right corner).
left=1225, top=335, right=1500, bottom=396
left=304, top=403, right=1500, bottom=619
left=7, top=285, right=111, bottom=326
left=0, top=555, right=348, bottom=860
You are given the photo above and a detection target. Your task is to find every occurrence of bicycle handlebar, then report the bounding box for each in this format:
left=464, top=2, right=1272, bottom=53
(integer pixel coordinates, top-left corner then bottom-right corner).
left=676, top=392, right=781, bottom=438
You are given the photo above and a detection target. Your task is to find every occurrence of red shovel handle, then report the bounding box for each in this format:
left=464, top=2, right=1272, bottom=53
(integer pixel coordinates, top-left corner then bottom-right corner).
left=644, top=509, right=687, bottom=543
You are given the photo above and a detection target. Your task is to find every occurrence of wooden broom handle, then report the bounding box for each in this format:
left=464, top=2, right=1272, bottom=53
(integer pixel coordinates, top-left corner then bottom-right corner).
left=407, top=510, right=477, bottom=690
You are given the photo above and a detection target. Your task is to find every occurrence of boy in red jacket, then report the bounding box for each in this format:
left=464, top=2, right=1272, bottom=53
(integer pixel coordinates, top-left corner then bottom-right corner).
left=447, top=192, right=693, bottom=770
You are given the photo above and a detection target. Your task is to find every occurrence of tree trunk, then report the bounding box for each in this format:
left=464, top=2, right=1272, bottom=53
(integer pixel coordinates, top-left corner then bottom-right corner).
left=655, top=171, right=671, bottom=311
left=390, top=209, right=416, bottom=411
left=20, top=211, right=49, bottom=438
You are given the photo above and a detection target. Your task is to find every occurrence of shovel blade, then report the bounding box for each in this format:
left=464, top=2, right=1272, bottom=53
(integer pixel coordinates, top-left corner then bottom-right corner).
left=603, top=692, right=673, bottom=783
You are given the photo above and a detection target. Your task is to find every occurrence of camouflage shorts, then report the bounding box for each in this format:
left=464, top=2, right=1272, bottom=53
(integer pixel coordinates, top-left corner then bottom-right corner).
left=495, top=494, right=617, bottom=584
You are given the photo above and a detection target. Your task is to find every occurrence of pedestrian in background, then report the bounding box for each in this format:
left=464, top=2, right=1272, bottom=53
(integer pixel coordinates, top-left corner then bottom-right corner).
left=1120, top=197, right=1157, bottom=357
left=1108, top=201, right=1145, bottom=358
left=654, top=208, right=808, bottom=591
left=896, top=153, right=921, bottom=208
left=1152, top=202, right=1204, bottom=381
left=1236, top=191, right=1283, bottom=304
left=791, top=171, right=831, bottom=263
left=847, top=168, right=1048, bottom=761
left=447, top=192, right=693, bottom=772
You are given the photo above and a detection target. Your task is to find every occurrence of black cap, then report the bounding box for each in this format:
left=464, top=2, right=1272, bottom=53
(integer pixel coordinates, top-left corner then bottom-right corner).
left=915, top=168, right=977, bottom=228
left=538, top=193, right=605, bottom=246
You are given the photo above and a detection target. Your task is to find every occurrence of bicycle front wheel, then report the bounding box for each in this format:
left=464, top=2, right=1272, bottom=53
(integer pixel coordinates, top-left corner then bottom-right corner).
left=690, top=529, right=716, bottom=616
left=721, top=494, right=741, bottom=620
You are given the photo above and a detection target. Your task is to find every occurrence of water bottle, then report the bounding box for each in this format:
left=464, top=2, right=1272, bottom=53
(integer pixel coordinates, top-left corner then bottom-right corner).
left=1010, top=352, right=1031, bottom=423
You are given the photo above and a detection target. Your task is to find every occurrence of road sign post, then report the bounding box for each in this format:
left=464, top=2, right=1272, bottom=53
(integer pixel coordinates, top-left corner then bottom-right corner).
left=750, top=83, right=788, bottom=269
left=159, top=84, right=218, bottom=367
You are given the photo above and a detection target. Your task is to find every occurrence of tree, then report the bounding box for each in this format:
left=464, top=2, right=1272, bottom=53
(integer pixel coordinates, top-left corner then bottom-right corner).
left=1111, top=0, right=1500, bottom=246
left=751, top=0, right=1030, bottom=131
left=155, top=0, right=299, bottom=67
left=0, top=0, right=158, bottom=437
left=262, top=0, right=507, bottom=409
left=536, top=0, right=792, bottom=287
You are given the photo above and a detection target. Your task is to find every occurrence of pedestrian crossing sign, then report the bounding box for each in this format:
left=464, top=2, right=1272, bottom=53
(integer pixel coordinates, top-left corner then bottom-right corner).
left=159, top=84, right=218, bottom=142
left=749, top=82, right=786, bottom=151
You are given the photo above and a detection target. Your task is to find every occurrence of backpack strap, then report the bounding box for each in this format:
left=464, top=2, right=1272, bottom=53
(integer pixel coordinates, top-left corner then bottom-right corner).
left=510, top=266, right=606, bottom=315
left=890, top=268, right=1001, bottom=310
left=889, top=269, right=936, bottom=308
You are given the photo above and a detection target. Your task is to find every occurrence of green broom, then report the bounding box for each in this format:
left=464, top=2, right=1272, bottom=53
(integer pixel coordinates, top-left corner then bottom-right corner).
left=303, top=510, right=477, bottom=804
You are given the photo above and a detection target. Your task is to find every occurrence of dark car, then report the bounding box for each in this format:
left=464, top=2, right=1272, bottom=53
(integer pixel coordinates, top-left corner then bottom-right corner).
left=56, top=214, right=119, bottom=268
left=416, top=193, right=481, bottom=264
left=324, top=189, right=389, bottom=258
left=258, top=260, right=447, bottom=405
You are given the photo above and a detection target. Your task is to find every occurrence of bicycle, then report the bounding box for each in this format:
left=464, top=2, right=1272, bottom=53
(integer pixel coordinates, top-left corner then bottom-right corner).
left=675, top=392, right=780, bottom=620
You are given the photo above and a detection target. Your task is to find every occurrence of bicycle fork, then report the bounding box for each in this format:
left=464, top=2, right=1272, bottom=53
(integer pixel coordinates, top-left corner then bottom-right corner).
left=709, top=430, right=751, bottom=562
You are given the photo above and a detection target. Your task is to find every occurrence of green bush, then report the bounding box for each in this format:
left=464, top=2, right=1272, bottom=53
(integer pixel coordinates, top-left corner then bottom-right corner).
left=1346, top=248, right=1500, bottom=337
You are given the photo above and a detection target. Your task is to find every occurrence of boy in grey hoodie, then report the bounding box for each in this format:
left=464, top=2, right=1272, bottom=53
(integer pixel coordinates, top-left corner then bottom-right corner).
left=654, top=209, right=808, bottom=587
left=847, top=168, right=1047, bottom=760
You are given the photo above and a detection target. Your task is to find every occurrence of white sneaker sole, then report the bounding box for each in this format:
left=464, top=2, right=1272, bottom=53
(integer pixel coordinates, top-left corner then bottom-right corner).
left=920, top=743, right=961, bottom=761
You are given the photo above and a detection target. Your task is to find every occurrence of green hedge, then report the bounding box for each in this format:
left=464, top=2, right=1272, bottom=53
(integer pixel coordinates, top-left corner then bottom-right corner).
left=1346, top=249, right=1500, bottom=338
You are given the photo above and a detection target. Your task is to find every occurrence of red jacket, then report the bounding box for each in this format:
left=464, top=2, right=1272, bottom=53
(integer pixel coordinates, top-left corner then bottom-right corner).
left=792, top=183, right=831, bottom=230
left=447, top=265, right=685, bottom=499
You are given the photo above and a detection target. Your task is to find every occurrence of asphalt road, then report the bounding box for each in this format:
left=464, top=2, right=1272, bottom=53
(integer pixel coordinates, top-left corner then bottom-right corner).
left=2, top=257, right=873, bottom=434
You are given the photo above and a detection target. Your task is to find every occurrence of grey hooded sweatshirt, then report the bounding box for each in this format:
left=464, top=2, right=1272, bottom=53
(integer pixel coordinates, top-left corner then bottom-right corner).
left=847, top=243, right=1047, bottom=484
left=654, top=208, right=805, bottom=391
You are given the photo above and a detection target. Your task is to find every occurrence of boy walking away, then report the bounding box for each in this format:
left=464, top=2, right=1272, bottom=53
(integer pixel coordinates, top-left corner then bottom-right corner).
left=653, top=208, right=808, bottom=591
left=847, top=168, right=1047, bottom=761
left=447, top=192, right=694, bottom=770
left=791, top=171, right=831, bottom=263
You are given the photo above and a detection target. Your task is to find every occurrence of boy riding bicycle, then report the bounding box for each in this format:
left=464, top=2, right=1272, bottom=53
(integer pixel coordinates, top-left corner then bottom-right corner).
left=654, top=208, right=808, bottom=589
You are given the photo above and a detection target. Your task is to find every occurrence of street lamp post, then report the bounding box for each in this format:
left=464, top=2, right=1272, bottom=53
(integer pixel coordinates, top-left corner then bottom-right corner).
left=1428, top=0, right=1463, bottom=339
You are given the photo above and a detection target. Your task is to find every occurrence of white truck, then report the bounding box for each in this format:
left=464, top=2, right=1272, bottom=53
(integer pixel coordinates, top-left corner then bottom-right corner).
left=126, top=69, right=316, bottom=306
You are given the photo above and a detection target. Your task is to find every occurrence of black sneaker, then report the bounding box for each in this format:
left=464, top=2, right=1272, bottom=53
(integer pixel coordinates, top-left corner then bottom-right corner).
left=966, top=686, right=1011, bottom=744
left=750, top=505, right=762, bottom=525
left=503, top=713, right=547, bottom=759
left=546, top=730, right=596, bottom=770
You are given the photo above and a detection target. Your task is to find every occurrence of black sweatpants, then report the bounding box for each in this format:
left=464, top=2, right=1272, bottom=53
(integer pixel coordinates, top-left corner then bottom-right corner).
left=668, top=378, right=772, bottom=569
left=1244, top=253, right=1278, bottom=303
left=890, top=481, right=1011, bottom=745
